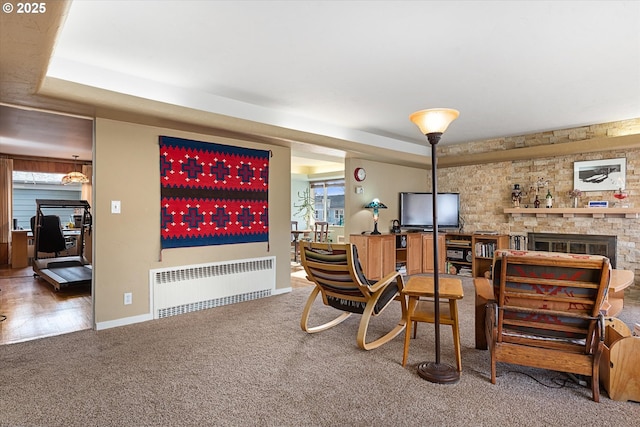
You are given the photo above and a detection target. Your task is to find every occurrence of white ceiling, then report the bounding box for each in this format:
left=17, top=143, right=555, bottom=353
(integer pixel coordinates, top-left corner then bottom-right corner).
left=4, top=1, right=640, bottom=165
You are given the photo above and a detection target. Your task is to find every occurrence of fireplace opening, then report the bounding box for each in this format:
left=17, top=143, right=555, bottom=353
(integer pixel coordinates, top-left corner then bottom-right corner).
left=527, top=233, right=617, bottom=268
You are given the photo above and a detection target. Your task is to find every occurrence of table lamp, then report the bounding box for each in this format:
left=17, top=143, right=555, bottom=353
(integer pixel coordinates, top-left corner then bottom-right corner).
left=364, top=198, right=387, bottom=235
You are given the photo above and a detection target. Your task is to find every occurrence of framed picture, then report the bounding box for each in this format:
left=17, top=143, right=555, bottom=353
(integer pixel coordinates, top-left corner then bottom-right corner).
left=573, top=158, right=626, bottom=192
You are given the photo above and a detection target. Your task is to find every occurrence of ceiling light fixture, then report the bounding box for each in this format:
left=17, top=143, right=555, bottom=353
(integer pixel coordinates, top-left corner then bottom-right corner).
left=61, top=155, right=89, bottom=185
left=409, top=108, right=460, bottom=384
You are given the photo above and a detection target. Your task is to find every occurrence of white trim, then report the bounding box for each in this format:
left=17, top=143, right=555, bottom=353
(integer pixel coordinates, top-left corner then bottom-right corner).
left=95, top=313, right=153, bottom=330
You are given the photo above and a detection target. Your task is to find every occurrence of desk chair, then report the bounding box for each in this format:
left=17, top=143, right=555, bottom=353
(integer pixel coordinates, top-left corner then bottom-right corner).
left=30, top=215, right=67, bottom=256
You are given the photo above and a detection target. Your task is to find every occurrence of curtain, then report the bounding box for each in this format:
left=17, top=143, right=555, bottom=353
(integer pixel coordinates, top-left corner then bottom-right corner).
left=81, top=164, right=93, bottom=205
left=0, top=158, right=13, bottom=264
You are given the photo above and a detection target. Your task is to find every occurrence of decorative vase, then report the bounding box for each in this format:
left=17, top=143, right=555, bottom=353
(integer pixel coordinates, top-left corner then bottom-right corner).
left=572, top=197, right=579, bottom=208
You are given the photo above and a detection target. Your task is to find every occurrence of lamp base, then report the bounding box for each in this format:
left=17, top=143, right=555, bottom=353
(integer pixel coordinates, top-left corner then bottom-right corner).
left=371, top=222, right=381, bottom=235
left=417, top=361, right=460, bottom=384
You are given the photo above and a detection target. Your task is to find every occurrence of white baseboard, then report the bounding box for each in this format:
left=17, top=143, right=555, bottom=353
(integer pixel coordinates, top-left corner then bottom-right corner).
left=95, top=313, right=153, bottom=330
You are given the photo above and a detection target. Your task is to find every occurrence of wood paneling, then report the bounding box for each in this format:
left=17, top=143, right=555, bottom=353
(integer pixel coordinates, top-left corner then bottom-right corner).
left=11, top=156, right=91, bottom=173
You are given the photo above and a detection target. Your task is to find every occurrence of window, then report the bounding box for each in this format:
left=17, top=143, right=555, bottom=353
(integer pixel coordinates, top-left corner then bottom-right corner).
left=311, top=179, right=345, bottom=226
left=12, top=171, right=82, bottom=230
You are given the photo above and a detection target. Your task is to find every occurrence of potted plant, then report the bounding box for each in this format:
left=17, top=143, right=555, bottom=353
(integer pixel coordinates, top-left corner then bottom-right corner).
left=294, top=187, right=315, bottom=229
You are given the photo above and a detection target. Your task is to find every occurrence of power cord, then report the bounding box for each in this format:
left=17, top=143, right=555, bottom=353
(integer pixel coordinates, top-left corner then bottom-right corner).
left=501, top=370, right=586, bottom=391
left=468, top=368, right=585, bottom=391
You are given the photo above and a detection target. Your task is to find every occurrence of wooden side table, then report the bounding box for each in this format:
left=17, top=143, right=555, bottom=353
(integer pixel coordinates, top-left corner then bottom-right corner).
left=402, top=276, right=464, bottom=371
left=603, top=269, right=634, bottom=317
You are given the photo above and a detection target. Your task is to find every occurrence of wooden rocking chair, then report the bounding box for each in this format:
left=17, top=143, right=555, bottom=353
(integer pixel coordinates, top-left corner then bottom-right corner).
left=299, top=241, right=407, bottom=350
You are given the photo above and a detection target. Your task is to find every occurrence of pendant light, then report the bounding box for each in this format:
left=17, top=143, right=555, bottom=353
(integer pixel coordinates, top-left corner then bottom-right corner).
left=61, top=155, right=90, bottom=185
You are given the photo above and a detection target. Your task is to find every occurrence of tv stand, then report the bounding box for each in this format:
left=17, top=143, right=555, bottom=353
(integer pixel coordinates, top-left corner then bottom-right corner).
left=350, top=233, right=445, bottom=279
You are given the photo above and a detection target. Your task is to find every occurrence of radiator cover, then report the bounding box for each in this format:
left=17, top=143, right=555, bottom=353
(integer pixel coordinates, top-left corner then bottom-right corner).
left=150, top=256, right=275, bottom=319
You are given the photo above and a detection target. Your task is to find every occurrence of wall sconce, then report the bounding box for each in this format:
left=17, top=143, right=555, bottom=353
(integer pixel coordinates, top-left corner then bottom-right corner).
left=61, top=155, right=90, bottom=185
left=409, top=108, right=460, bottom=384
left=363, top=198, right=387, bottom=235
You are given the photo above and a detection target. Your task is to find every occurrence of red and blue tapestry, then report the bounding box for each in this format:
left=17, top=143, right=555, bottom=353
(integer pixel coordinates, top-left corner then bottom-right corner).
left=159, top=136, right=269, bottom=249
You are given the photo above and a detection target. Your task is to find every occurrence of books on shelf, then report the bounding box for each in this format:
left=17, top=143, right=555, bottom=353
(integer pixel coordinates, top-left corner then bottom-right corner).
left=475, top=241, right=497, bottom=258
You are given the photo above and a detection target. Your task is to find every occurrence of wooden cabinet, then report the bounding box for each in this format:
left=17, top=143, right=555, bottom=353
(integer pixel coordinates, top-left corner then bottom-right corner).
left=395, top=233, right=423, bottom=275
left=350, top=234, right=395, bottom=280
left=444, top=233, right=509, bottom=278
left=350, top=233, right=447, bottom=278
left=10, top=230, right=29, bottom=268
left=422, top=233, right=446, bottom=273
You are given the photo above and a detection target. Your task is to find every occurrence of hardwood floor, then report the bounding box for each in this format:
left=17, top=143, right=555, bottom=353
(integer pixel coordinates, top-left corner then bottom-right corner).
left=0, top=266, right=92, bottom=345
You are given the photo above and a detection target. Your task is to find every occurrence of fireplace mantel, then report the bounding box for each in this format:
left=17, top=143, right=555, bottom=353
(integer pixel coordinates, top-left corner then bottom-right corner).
left=504, top=207, right=640, bottom=219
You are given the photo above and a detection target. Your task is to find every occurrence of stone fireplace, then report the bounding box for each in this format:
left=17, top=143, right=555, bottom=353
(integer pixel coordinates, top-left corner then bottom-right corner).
left=527, top=233, right=617, bottom=268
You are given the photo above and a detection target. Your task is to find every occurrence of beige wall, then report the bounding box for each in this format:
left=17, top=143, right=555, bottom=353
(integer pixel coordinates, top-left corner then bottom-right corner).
left=93, top=118, right=291, bottom=325
left=91, top=116, right=639, bottom=326
left=344, top=158, right=428, bottom=238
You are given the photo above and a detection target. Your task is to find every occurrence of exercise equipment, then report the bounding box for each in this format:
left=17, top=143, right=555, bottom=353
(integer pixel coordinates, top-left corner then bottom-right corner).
left=32, top=199, right=92, bottom=291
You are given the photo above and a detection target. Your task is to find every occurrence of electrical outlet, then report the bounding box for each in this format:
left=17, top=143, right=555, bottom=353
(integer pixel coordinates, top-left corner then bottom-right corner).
left=124, top=292, right=132, bottom=305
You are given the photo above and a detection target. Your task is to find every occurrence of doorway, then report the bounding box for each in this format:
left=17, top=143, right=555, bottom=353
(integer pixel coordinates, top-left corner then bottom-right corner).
left=0, top=106, right=94, bottom=345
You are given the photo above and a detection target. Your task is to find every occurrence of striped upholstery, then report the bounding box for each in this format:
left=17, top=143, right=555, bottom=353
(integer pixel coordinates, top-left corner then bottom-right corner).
left=302, top=244, right=397, bottom=314
left=299, top=241, right=407, bottom=350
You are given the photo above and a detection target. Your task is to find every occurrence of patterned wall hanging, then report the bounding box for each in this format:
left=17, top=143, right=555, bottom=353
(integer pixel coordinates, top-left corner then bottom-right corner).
left=159, top=136, right=269, bottom=249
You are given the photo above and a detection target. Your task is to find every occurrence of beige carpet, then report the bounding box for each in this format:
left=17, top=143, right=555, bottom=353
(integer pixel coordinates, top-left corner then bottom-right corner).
left=1, top=276, right=638, bottom=426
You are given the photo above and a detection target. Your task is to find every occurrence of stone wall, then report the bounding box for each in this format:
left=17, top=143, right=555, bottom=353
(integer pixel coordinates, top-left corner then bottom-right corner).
left=434, top=118, right=640, bottom=281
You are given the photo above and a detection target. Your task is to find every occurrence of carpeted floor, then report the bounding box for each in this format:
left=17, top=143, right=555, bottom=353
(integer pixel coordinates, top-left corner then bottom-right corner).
left=0, top=276, right=638, bottom=426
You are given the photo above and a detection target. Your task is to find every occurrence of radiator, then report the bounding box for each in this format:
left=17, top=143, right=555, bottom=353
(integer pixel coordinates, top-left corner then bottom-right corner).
left=150, top=256, right=275, bottom=319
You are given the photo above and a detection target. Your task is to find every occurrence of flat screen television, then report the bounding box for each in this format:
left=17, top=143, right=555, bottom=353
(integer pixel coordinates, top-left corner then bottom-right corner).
left=399, top=192, right=460, bottom=231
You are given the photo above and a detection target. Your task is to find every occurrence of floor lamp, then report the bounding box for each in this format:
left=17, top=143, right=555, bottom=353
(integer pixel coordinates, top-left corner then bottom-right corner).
left=409, top=108, right=460, bottom=384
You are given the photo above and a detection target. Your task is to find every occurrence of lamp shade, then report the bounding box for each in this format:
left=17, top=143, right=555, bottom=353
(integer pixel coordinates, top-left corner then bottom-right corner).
left=364, top=199, right=387, bottom=209
left=61, top=171, right=90, bottom=185
left=61, top=154, right=90, bottom=185
left=409, top=108, right=460, bottom=135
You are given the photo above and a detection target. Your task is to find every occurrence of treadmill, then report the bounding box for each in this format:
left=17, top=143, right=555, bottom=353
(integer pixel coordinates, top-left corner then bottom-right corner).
left=32, top=199, right=92, bottom=291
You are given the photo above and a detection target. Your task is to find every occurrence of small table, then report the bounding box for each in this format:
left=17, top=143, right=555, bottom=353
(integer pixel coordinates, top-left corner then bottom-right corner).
left=603, top=269, right=634, bottom=316
left=402, top=276, right=464, bottom=371
left=291, top=229, right=311, bottom=263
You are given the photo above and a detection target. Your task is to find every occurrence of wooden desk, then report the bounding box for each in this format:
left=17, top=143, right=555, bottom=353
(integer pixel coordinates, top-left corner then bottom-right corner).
left=402, top=276, right=464, bottom=370
left=10, top=230, right=29, bottom=268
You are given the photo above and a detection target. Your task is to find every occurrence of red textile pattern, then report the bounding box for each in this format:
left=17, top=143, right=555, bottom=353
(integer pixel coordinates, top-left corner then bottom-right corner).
left=160, top=136, right=269, bottom=248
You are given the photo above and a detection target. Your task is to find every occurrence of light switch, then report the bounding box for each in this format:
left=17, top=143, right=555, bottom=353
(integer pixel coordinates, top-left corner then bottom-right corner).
left=111, top=200, right=121, bottom=214
left=355, top=186, right=364, bottom=194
